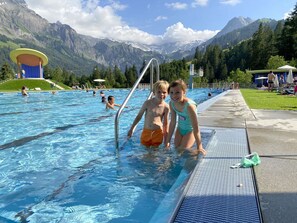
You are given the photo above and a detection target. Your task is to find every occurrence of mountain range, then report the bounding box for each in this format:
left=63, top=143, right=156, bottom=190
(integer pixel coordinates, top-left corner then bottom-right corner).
left=0, top=0, right=279, bottom=75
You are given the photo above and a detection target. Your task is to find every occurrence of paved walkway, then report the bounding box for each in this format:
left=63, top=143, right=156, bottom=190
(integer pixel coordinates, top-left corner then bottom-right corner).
left=197, top=90, right=297, bottom=223
left=44, top=79, right=64, bottom=90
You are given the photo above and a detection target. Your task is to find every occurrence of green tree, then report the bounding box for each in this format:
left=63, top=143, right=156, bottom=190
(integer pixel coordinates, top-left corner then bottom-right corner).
left=104, top=67, right=115, bottom=88
left=125, top=65, right=137, bottom=87
left=278, top=3, right=297, bottom=60
left=274, top=21, right=284, bottom=56
left=113, top=65, right=126, bottom=88
left=218, top=51, right=228, bottom=80
left=79, top=74, right=90, bottom=88
left=193, top=48, right=203, bottom=68
left=0, top=62, right=14, bottom=80
left=225, top=40, right=252, bottom=72
left=288, top=58, right=297, bottom=67
left=62, top=68, right=70, bottom=84
left=92, top=66, right=101, bottom=80
left=139, top=60, right=150, bottom=83
left=51, top=67, right=63, bottom=83
left=228, top=68, right=252, bottom=85
left=43, top=66, right=51, bottom=79
left=250, top=23, right=274, bottom=69
left=159, top=60, right=186, bottom=83
left=202, top=45, right=227, bottom=82
left=68, top=73, right=78, bottom=87
left=266, top=55, right=287, bottom=69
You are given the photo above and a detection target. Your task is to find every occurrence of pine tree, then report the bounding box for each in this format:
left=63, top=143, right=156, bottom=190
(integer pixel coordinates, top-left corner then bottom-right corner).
left=250, top=23, right=274, bottom=69
left=125, top=65, right=137, bottom=87
left=278, top=3, right=297, bottom=60
left=0, top=62, right=14, bottom=80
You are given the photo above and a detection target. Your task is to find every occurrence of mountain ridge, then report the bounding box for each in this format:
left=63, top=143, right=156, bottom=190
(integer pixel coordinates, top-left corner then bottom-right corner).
left=0, top=0, right=281, bottom=75
left=196, top=17, right=279, bottom=52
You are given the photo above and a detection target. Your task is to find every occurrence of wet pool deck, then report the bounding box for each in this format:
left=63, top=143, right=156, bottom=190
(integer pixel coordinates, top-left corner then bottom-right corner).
left=173, top=90, right=297, bottom=223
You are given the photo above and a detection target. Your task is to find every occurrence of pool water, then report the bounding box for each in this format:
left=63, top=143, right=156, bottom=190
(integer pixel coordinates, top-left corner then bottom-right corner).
left=0, top=88, right=220, bottom=223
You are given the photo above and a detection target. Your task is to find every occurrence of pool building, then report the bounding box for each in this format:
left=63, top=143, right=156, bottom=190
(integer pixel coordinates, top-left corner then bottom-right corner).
left=9, top=48, right=48, bottom=79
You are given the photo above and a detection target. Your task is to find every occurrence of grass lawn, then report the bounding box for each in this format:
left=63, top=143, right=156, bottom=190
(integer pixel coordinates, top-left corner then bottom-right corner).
left=240, top=89, right=297, bottom=110
left=0, top=79, right=71, bottom=91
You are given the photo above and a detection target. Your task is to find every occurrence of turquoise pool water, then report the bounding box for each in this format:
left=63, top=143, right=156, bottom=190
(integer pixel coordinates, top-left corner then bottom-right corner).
left=0, top=88, right=220, bottom=223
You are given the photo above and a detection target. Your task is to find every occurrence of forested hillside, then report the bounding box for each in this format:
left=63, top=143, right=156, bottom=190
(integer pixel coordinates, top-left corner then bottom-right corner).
left=190, top=4, right=297, bottom=85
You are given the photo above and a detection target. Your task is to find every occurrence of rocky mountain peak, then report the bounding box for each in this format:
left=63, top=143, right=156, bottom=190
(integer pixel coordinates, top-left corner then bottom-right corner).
left=0, top=0, right=49, bottom=39
left=215, top=16, right=253, bottom=38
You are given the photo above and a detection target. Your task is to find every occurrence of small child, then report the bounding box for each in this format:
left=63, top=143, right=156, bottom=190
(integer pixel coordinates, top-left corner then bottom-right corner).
left=106, top=95, right=121, bottom=110
left=165, top=79, right=206, bottom=156
left=128, top=80, right=170, bottom=148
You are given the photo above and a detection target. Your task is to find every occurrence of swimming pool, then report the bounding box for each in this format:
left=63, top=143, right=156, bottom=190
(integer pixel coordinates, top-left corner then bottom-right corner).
left=0, top=88, right=220, bottom=223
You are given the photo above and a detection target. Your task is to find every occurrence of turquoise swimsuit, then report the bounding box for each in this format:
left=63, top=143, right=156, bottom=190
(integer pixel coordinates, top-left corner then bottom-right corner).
left=171, top=99, right=197, bottom=136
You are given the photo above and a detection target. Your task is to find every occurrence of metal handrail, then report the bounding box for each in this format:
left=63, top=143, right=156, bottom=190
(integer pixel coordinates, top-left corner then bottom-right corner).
left=115, top=58, right=159, bottom=149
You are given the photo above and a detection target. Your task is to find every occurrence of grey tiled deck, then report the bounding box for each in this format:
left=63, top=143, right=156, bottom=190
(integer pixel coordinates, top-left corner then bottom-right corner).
left=168, top=89, right=297, bottom=223
left=173, top=128, right=261, bottom=222
left=172, top=90, right=262, bottom=223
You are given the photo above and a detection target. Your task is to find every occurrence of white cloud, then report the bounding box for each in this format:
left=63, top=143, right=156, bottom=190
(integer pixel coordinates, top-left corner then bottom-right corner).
left=284, top=8, right=293, bottom=20
left=105, top=22, right=218, bottom=46
left=165, top=2, right=188, bottom=10
left=155, top=16, right=168, bottom=21
left=162, top=22, right=218, bottom=44
left=108, top=0, right=127, bottom=10
left=25, top=0, right=217, bottom=46
left=220, top=0, right=241, bottom=6
left=191, top=0, right=208, bottom=7
left=107, top=26, right=162, bottom=44
left=25, top=0, right=125, bottom=37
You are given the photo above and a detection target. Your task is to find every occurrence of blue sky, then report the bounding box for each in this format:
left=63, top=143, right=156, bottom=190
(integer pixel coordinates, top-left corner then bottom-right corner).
left=25, top=0, right=296, bottom=45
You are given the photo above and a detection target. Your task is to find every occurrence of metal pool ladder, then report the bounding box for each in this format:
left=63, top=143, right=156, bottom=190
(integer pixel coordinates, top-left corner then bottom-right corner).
left=114, top=58, right=160, bottom=150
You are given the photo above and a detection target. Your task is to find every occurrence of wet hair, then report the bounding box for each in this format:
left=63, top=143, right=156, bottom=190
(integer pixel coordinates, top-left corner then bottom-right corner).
left=101, top=96, right=106, bottom=103
left=153, top=80, right=169, bottom=93
left=168, top=79, right=187, bottom=93
left=108, top=95, right=114, bottom=101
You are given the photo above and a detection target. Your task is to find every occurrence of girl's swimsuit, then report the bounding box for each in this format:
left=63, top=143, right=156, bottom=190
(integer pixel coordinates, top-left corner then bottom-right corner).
left=170, top=99, right=197, bottom=136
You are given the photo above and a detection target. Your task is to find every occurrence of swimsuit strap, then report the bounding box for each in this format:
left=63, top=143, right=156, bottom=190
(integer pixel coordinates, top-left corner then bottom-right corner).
left=170, top=99, right=196, bottom=114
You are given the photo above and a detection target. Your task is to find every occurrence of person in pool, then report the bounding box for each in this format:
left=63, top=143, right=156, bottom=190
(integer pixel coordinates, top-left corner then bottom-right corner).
left=165, top=79, right=206, bottom=156
left=106, top=95, right=128, bottom=110
left=21, top=86, right=28, bottom=96
left=100, top=91, right=106, bottom=103
left=128, top=80, right=170, bottom=148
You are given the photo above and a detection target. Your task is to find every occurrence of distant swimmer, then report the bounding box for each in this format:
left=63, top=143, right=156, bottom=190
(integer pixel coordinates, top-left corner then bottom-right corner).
left=21, top=86, right=28, bottom=96
left=100, top=91, right=106, bottom=103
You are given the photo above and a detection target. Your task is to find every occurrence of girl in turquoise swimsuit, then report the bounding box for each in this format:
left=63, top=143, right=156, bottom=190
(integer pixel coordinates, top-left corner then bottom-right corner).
left=165, top=80, right=206, bottom=156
